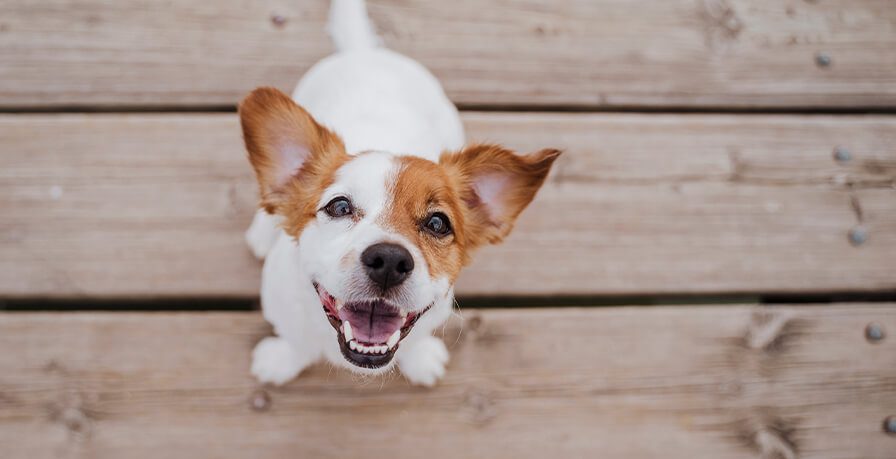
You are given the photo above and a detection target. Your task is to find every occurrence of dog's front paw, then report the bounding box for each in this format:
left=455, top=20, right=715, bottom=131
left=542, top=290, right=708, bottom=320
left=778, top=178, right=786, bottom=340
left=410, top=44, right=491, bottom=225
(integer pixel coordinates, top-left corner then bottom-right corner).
left=398, top=335, right=449, bottom=387
left=245, top=210, right=280, bottom=260
left=251, top=337, right=306, bottom=385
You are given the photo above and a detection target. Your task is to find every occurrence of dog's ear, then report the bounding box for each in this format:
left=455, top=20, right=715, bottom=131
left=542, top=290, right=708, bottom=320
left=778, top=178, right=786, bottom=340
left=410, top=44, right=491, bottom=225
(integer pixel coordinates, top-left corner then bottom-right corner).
left=440, top=144, right=561, bottom=247
left=239, top=87, right=348, bottom=213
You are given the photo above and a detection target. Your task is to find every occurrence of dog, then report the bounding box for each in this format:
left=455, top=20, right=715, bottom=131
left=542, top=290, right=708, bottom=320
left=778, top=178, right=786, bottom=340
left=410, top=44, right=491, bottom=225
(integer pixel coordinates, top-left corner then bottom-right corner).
left=241, top=0, right=560, bottom=386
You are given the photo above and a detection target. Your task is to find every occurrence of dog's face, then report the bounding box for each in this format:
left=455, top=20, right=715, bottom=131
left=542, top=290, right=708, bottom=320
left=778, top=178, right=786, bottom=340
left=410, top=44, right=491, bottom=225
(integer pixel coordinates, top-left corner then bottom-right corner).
left=239, top=88, right=559, bottom=371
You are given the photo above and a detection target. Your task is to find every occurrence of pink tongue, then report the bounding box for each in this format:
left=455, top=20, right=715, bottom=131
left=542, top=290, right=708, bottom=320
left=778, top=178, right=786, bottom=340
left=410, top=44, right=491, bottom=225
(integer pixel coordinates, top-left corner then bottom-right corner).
left=338, top=302, right=404, bottom=344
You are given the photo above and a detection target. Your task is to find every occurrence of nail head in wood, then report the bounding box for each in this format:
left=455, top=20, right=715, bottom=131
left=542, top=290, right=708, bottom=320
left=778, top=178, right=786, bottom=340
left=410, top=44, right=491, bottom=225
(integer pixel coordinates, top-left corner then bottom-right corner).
left=833, top=146, right=851, bottom=163
left=815, top=52, right=832, bottom=68
left=848, top=227, right=867, bottom=246
left=865, top=323, right=885, bottom=343
left=884, top=416, right=896, bottom=435
left=250, top=389, right=271, bottom=412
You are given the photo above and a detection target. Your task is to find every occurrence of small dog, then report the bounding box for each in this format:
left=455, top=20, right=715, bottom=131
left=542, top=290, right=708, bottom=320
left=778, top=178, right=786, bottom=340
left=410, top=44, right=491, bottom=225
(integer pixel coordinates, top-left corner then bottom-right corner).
left=241, top=0, right=560, bottom=386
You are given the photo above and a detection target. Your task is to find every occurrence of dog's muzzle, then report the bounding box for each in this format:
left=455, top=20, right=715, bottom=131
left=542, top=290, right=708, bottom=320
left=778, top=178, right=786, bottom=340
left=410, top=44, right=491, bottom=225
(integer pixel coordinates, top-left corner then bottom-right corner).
left=314, top=282, right=431, bottom=368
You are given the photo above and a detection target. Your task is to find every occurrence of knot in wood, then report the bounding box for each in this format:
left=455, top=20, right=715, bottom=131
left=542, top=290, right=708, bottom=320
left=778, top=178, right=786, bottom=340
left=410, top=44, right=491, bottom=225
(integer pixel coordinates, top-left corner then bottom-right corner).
left=61, top=406, right=91, bottom=438
left=745, top=311, right=795, bottom=351
left=755, top=428, right=797, bottom=459
left=464, top=390, right=496, bottom=424
left=466, top=315, right=483, bottom=332
left=49, top=391, right=95, bottom=441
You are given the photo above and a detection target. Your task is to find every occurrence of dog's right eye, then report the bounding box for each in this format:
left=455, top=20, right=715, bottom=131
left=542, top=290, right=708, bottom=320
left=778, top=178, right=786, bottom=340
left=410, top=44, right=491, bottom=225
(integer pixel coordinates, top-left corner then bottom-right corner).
left=323, top=197, right=353, bottom=218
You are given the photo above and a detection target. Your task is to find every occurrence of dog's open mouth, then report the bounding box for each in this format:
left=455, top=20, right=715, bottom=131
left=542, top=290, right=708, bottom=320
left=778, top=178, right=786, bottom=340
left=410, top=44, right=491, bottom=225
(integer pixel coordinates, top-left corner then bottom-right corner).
left=313, top=282, right=431, bottom=369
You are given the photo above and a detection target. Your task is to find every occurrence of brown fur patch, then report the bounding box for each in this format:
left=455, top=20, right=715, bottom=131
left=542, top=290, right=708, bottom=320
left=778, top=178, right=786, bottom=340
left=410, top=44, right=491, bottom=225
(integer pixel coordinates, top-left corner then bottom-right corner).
left=238, top=87, right=350, bottom=236
left=279, top=152, right=351, bottom=238
left=440, top=144, right=561, bottom=248
left=384, top=145, right=560, bottom=282
left=383, top=156, right=468, bottom=281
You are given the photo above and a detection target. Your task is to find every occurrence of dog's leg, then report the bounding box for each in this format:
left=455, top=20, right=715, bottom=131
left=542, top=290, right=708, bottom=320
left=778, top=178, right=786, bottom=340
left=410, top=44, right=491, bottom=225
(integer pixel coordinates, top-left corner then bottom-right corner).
left=397, top=335, right=450, bottom=387
left=250, top=336, right=316, bottom=385
left=245, top=209, right=283, bottom=260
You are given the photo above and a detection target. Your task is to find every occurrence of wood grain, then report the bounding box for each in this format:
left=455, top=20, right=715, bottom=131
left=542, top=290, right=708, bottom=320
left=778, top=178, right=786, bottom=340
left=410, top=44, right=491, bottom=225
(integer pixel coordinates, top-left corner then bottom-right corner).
left=1, top=0, right=895, bottom=109
left=1, top=113, right=895, bottom=298
left=0, top=305, right=893, bottom=458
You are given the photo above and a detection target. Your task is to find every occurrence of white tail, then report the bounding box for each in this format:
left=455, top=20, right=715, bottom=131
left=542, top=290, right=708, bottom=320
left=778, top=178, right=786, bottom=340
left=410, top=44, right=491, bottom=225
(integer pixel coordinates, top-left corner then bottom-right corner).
left=328, top=0, right=382, bottom=52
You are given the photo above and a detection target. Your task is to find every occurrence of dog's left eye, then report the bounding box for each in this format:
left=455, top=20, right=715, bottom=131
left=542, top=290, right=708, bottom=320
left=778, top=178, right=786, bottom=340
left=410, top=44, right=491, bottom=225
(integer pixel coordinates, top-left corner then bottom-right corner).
left=423, top=212, right=452, bottom=237
left=324, top=197, right=353, bottom=218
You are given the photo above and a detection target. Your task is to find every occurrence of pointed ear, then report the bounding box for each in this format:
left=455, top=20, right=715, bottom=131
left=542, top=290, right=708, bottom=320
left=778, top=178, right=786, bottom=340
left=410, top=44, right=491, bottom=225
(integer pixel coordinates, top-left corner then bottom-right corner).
left=238, top=87, right=347, bottom=213
left=440, top=144, right=561, bottom=247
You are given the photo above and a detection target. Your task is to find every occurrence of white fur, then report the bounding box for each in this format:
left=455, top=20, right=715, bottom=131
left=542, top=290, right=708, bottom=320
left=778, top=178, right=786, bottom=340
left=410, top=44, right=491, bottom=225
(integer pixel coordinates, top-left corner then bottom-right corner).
left=328, top=0, right=382, bottom=52
left=249, top=0, right=463, bottom=386
left=397, top=335, right=450, bottom=387
left=245, top=209, right=282, bottom=260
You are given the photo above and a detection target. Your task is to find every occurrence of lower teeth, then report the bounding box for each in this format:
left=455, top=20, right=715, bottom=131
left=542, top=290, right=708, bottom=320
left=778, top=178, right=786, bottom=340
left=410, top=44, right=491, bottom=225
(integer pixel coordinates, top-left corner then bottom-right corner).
left=348, top=339, right=395, bottom=355
left=341, top=318, right=402, bottom=355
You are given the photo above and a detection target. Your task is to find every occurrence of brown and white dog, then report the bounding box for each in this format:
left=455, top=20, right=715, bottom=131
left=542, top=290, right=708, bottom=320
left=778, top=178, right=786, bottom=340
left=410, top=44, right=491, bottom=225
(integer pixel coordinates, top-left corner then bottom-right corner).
left=241, top=0, right=560, bottom=386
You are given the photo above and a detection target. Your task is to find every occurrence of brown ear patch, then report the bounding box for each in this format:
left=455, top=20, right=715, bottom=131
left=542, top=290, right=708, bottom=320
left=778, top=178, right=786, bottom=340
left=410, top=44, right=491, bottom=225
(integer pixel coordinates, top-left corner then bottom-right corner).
left=278, top=148, right=351, bottom=238
left=239, top=87, right=350, bottom=217
left=383, top=145, right=559, bottom=283
left=440, top=144, right=561, bottom=248
left=238, top=87, right=351, bottom=236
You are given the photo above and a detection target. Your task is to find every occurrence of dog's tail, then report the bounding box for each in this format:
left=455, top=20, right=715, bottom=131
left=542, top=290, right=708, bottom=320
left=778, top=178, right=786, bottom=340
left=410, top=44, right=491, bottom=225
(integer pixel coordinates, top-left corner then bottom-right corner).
left=328, top=0, right=382, bottom=52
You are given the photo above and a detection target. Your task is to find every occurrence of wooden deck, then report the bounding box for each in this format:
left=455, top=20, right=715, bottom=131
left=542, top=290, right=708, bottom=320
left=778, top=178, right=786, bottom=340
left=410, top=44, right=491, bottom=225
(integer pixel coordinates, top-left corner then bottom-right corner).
left=2, top=0, right=895, bottom=109
left=2, top=306, right=895, bottom=458
left=1, top=1, right=894, bottom=457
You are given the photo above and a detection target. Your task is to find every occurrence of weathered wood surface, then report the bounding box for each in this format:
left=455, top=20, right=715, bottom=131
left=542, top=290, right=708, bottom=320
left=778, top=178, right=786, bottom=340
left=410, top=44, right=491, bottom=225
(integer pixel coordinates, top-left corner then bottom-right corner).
left=0, top=305, right=893, bottom=458
left=1, top=0, right=895, bottom=109
left=2, top=113, right=895, bottom=298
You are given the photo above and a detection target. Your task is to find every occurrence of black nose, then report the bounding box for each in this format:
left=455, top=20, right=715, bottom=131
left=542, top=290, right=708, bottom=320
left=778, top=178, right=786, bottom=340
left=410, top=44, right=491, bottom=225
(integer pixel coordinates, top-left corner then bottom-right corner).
left=361, top=243, right=414, bottom=291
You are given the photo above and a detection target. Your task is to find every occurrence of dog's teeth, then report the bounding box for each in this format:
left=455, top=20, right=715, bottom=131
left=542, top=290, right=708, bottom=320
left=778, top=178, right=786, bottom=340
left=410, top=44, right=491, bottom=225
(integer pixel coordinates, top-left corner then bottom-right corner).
left=387, top=330, right=400, bottom=349
left=348, top=341, right=392, bottom=355
left=342, top=321, right=353, bottom=342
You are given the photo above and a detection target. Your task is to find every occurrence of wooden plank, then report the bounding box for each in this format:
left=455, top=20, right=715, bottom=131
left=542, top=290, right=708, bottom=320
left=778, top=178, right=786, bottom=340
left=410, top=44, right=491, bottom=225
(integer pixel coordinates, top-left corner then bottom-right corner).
left=0, top=305, right=893, bottom=458
left=461, top=113, right=896, bottom=296
left=1, top=0, right=895, bottom=109
left=2, top=113, right=895, bottom=298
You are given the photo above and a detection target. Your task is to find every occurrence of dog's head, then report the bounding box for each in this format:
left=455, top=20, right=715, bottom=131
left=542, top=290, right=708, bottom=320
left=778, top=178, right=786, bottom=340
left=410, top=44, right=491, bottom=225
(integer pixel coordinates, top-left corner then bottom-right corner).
left=239, top=87, right=560, bottom=371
